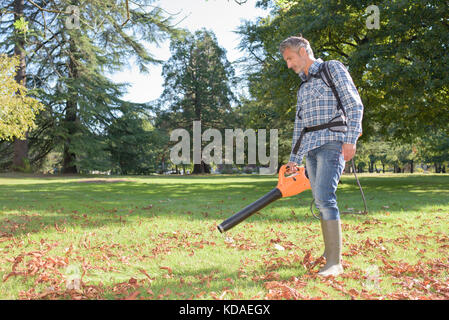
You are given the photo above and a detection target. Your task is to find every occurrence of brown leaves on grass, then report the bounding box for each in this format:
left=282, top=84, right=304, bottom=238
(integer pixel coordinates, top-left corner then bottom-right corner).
left=265, top=281, right=307, bottom=300
left=148, top=230, right=216, bottom=258
left=139, top=269, right=154, bottom=283
left=264, top=276, right=310, bottom=300
left=223, top=234, right=257, bottom=251
left=252, top=271, right=280, bottom=282
left=375, top=255, right=449, bottom=299
left=2, top=204, right=448, bottom=301
left=343, top=237, right=390, bottom=257
left=3, top=250, right=68, bottom=284
left=301, top=250, right=325, bottom=272
left=160, top=266, right=173, bottom=275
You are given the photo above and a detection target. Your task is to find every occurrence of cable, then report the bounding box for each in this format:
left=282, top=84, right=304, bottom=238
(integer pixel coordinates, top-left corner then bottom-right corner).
left=310, top=198, right=320, bottom=220
left=350, top=158, right=368, bottom=215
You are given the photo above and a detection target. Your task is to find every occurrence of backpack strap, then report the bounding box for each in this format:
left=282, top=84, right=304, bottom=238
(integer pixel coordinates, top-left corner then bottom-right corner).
left=296, top=80, right=307, bottom=120
left=292, top=119, right=347, bottom=154
left=319, top=61, right=347, bottom=118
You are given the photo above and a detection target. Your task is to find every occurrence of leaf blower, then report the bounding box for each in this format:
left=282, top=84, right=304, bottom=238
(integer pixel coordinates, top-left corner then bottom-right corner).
left=217, top=165, right=311, bottom=233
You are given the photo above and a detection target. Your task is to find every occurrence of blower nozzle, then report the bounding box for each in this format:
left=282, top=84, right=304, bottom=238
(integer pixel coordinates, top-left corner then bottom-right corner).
left=217, top=165, right=311, bottom=233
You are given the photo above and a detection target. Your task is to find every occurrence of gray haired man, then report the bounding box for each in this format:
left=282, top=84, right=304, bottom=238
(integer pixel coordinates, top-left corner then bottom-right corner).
left=280, top=35, right=363, bottom=276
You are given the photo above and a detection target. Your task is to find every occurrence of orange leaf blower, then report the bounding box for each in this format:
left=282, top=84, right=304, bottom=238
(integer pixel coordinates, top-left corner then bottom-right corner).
left=217, top=165, right=311, bottom=233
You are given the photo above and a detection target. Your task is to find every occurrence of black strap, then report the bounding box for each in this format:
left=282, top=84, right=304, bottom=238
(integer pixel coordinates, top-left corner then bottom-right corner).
left=292, top=121, right=346, bottom=154
left=320, top=61, right=347, bottom=117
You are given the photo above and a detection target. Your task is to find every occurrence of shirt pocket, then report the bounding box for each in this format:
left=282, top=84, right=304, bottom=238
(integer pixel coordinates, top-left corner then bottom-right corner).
left=300, top=80, right=325, bottom=104
left=311, top=81, right=326, bottom=100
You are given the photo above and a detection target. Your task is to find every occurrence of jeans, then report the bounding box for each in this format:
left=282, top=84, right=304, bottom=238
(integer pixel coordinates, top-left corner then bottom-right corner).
left=305, top=141, right=345, bottom=221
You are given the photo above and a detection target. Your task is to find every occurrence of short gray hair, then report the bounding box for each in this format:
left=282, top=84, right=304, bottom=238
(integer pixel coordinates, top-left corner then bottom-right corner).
left=279, top=35, right=314, bottom=57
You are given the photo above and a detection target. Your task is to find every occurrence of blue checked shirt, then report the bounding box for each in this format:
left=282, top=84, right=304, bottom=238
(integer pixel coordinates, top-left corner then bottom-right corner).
left=290, top=58, right=364, bottom=164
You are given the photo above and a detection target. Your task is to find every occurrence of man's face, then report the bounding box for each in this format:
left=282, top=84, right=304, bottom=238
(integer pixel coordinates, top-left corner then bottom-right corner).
left=282, top=47, right=306, bottom=74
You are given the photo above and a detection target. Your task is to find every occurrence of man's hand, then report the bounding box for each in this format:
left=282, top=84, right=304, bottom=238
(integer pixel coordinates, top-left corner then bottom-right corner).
left=342, top=143, right=356, bottom=161
left=285, top=161, right=298, bottom=175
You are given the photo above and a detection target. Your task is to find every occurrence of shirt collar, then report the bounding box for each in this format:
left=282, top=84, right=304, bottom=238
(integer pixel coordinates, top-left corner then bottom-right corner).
left=299, top=58, right=324, bottom=82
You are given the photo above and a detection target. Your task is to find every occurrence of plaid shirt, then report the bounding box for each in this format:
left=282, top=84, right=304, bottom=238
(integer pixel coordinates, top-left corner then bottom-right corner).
left=290, top=58, right=364, bottom=164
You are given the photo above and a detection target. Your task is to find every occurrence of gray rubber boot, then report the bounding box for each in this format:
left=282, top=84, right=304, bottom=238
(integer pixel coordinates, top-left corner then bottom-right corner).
left=320, top=218, right=328, bottom=260
left=318, top=219, right=343, bottom=277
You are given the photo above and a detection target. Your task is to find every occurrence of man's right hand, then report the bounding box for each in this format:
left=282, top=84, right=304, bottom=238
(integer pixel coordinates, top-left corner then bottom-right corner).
left=285, top=161, right=298, bottom=175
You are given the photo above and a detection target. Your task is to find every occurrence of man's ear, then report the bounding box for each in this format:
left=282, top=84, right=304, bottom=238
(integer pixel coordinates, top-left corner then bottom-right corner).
left=299, top=47, right=306, bottom=57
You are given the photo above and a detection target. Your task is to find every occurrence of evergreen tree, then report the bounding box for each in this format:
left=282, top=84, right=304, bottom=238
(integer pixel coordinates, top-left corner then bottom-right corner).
left=106, top=103, right=167, bottom=174
left=157, top=29, right=238, bottom=174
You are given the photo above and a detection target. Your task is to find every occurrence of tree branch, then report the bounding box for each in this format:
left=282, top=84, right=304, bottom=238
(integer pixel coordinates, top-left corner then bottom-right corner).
left=26, top=0, right=61, bottom=14
left=320, top=47, right=349, bottom=58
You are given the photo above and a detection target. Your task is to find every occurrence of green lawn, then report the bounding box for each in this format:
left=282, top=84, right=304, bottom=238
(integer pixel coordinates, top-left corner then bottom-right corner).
left=0, top=172, right=448, bottom=300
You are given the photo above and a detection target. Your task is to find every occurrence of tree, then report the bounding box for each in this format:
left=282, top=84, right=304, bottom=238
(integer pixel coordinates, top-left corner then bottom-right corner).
left=237, top=0, right=449, bottom=147
left=0, top=0, right=177, bottom=173
left=157, top=29, right=238, bottom=174
left=0, top=54, right=44, bottom=141
left=106, top=103, right=167, bottom=174
left=416, top=130, right=449, bottom=173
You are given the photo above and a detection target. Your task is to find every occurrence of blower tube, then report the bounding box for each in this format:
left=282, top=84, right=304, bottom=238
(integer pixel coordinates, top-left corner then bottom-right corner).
left=217, top=187, right=282, bottom=233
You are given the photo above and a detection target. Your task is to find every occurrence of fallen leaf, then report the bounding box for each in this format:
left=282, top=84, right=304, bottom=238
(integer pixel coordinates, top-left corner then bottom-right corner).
left=160, top=266, right=173, bottom=275
left=139, top=269, right=154, bottom=283
left=123, top=290, right=140, bottom=300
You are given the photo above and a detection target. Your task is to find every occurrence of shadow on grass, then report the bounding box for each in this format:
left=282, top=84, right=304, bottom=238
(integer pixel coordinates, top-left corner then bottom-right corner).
left=1, top=175, right=448, bottom=238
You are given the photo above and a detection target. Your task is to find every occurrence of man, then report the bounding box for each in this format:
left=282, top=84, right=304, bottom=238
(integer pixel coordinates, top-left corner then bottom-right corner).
left=280, top=36, right=363, bottom=277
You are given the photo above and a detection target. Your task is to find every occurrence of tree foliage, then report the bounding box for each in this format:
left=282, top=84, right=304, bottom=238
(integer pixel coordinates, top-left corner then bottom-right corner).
left=0, top=54, right=44, bottom=141
left=0, top=0, right=177, bottom=172
left=237, top=0, right=449, bottom=144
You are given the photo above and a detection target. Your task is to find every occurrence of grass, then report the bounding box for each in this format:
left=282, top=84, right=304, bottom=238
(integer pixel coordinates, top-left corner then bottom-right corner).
left=0, top=172, right=448, bottom=300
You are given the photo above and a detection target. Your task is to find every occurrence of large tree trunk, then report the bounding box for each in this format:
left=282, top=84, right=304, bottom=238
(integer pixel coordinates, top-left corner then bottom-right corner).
left=191, top=89, right=211, bottom=175
left=344, top=161, right=352, bottom=174
left=62, top=98, right=78, bottom=174
left=12, top=0, right=29, bottom=170
left=13, top=137, right=28, bottom=169
left=62, top=37, right=79, bottom=174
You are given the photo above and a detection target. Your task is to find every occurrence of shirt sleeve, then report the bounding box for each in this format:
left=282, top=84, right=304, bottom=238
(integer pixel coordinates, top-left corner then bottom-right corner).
left=328, top=60, right=364, bottom=145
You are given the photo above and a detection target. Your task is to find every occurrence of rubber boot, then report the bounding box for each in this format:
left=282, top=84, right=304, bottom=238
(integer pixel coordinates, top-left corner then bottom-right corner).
left=318, top=219, right=343, bottom=277
left=320, top=218, right=328, bottom=260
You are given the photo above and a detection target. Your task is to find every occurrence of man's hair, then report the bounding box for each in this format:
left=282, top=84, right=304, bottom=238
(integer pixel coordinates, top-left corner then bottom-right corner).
left=279, top=35, right=314, bottom=57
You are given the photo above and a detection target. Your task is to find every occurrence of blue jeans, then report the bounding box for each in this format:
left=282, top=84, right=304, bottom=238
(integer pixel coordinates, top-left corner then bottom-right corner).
left=305, top=141, right=345, bottom=221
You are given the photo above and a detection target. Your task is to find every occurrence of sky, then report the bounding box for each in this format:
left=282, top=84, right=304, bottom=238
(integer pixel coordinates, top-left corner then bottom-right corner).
left=108, top=0, right=268, bottom=103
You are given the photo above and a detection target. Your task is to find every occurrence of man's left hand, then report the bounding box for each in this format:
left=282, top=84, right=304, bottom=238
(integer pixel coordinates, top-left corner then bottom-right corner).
left=342, top=143, right=356, bottom=161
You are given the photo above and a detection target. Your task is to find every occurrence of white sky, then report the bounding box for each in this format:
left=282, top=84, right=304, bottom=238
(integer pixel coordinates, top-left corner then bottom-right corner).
left=108, top=0, right=268, bottom=103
